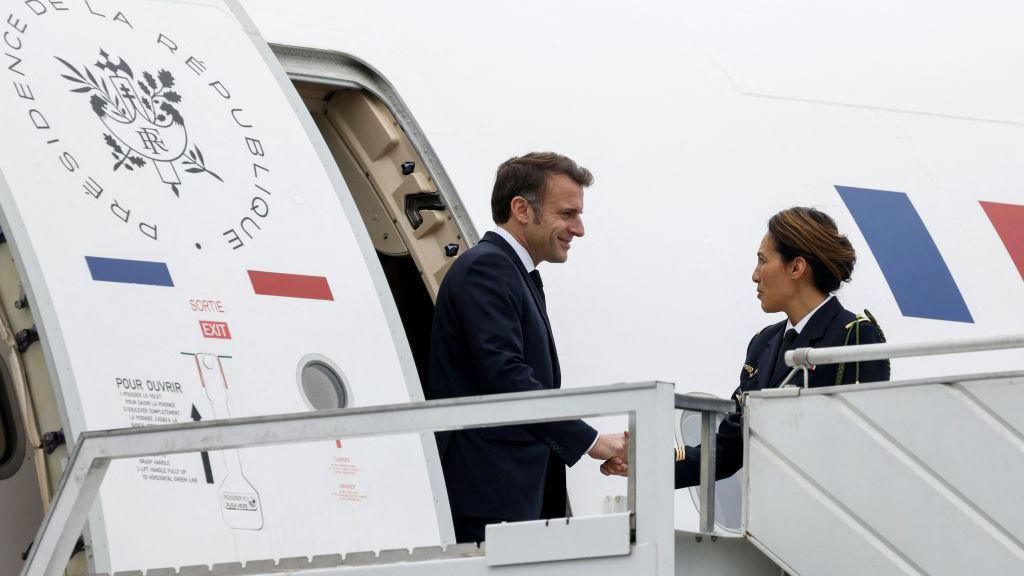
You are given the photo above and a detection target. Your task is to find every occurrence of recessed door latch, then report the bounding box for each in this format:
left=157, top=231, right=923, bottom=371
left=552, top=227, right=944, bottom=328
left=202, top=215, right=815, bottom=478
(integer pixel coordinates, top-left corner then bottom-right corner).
left=405, top=192, right=446, bottom=230
left=15, top=325, right=38, bottom=353
left=42, top=428, right=65, bottom=455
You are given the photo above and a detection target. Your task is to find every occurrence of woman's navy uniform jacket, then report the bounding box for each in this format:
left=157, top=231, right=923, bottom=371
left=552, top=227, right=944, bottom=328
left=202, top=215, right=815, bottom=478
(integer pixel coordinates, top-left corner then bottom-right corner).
left=675, top=297, right=890, bottom=488
left=427, top=232, right=597, bottom=522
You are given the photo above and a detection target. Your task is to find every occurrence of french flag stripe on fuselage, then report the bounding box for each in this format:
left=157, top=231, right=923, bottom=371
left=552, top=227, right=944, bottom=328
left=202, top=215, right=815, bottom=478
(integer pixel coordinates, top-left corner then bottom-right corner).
left=247, top=270, right=334, bottom=301
left=836, top=185, right=973, bottom=323
left=85, top=256, right=174, bottom=287
left=980, top=201, right=1024, bottom=281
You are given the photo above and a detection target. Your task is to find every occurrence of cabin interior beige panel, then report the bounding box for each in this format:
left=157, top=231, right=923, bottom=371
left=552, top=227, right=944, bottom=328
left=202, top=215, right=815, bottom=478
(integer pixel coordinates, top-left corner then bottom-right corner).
left=0, top=244, right=66, bottom=504
left=0, top=242, right=79, bottom=573
left=314, top=114, right=408, bottom=256
left=297, top=84, right=463, bottom=300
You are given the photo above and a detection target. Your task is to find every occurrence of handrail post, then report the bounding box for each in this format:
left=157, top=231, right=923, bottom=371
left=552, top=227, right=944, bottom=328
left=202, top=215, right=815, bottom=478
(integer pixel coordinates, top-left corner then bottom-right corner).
left=698, top=411, right=717, bottom=534
left=673, top=393, right=734, bottom=536
left=23, top=442, right=111, bottom=576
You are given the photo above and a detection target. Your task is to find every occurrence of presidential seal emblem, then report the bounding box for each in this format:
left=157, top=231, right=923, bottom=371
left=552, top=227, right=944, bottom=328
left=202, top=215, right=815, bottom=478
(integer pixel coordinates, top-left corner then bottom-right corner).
left=57, top=49, right=222, bottom=197
left=6, top=2, right=280, bottom=251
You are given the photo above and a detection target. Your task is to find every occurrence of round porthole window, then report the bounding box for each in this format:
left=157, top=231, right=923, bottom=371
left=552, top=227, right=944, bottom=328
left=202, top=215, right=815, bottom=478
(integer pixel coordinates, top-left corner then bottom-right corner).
left=297, top=355, right=350, bottom=410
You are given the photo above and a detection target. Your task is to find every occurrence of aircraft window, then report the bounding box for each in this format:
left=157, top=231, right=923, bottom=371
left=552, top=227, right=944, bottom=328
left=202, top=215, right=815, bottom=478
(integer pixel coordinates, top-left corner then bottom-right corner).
left=299, top=359, right=349, bottom=410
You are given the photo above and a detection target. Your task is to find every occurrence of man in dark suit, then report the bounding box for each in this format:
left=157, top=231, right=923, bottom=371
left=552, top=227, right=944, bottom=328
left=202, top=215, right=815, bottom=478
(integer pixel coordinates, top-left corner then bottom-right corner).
left=427, top=152, right=627, bottom=543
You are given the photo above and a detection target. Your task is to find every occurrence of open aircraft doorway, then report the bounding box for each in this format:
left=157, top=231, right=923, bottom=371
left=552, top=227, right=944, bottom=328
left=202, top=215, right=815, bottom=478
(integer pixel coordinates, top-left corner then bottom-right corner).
left=278, top=46, right=476, bottom=390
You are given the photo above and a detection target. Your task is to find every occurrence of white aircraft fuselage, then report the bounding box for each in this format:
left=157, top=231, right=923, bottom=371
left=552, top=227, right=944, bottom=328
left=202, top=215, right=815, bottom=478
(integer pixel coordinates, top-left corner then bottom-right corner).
left=0, top=1, right=1021, bottom=574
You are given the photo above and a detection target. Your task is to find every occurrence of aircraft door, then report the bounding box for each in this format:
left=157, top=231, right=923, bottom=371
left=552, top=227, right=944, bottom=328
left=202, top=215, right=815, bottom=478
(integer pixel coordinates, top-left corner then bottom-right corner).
left=298, top=83, right=470, bottom=390
left=0, top=2, right=457, bottom=572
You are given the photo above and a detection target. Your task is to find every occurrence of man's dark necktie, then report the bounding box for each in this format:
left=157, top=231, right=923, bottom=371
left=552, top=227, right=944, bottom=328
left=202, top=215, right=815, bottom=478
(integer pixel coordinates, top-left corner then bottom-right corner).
left=529, top=269, right=560, bottom=385
left=775, top=328, right=799, bottom=380
left=529, top=269, right=546, bottom=309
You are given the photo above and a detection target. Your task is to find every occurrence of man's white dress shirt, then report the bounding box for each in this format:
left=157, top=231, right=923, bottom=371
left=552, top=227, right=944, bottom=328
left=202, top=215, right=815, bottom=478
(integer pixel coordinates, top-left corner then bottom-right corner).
left=492, top=226, right=536, bottom=272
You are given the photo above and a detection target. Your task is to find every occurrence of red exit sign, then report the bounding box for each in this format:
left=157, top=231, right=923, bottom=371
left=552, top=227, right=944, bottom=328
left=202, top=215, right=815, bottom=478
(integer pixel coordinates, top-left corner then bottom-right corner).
left=199, top=320, right=231, bottom=339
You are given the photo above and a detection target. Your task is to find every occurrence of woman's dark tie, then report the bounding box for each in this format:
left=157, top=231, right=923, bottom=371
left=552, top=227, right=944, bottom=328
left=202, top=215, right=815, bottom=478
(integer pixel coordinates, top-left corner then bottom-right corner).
left=776, top=328, right=799, bottom=377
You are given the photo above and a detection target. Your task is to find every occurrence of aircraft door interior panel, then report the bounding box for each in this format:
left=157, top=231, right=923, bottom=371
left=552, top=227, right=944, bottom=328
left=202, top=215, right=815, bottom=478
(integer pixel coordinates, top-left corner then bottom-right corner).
left=318, top=88, right=464, bottom=300
left=0, top=241, right=61, bottom=574
left=299, top=84, right=465, bottom=391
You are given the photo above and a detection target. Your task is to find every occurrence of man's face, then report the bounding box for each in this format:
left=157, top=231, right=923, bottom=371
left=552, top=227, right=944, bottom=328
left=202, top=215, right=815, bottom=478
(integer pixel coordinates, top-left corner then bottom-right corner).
left=523, top=173, right=585, bottom=264
left=752, top=232, right=797, bottom=313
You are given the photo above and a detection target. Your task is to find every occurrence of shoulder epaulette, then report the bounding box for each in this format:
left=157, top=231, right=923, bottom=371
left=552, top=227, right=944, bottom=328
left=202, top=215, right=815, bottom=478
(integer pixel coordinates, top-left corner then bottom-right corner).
left=835, top=308, right=889, bottom=385
left=844, top=315, right=870, bottom=330
left=863, top=308, right=886, bottom=343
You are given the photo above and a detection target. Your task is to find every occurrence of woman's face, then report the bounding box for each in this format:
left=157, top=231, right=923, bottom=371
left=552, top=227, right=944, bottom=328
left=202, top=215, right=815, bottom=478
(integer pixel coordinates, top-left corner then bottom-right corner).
left=752, top=232, right=797, bottom=313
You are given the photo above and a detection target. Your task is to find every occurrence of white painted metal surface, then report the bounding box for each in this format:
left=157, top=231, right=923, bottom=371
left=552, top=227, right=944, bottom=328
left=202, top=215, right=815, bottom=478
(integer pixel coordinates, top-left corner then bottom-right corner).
left=674, top=531, right=780, bottom=576
left=0, top=0, right=454, bottom=571
left=84, top=546, right=660, bottom=576
left=744, top=371, right=1024, bottom=575
left=485, top=513, right=630, bottom=566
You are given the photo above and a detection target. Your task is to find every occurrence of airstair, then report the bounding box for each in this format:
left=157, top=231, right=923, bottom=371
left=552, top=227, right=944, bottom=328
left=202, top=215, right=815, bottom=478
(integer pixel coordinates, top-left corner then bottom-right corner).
left=18, top=336, right=1024, bottom=576
left=743, top=336, right=1024, bottom=575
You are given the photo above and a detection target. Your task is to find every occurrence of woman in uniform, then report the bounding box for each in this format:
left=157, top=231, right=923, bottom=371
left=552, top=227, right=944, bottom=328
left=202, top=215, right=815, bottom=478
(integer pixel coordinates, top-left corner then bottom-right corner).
left=602, top=206, right=891, bottom=487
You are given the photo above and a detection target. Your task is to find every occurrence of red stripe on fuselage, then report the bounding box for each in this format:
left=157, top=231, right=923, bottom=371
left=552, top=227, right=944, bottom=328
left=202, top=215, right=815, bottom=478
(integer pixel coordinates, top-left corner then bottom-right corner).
left=981, top=201, right=1024, bottom=281
left=247, top=270, right=335, bottom=301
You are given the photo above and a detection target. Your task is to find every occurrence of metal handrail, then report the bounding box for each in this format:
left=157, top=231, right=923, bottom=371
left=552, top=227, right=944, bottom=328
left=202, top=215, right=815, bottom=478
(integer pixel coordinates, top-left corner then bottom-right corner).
left=674, top=393, right=736, bottom=534
left=674, top=393, right=735, bottom=414
left=21, top=382, right=677, bottom=576
left=786, top=334, right=1024, bottom=369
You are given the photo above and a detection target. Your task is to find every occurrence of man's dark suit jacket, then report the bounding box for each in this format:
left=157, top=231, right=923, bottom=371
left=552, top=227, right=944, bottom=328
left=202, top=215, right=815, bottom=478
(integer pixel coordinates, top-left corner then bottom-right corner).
left=675, top=297, right=890, bottom=488
left=427, top=231, right=597, bottom=522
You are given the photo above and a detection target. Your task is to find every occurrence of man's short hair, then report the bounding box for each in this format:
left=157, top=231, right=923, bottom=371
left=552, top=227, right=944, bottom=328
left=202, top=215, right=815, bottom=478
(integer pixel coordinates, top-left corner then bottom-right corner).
left=491, top=152, right=593, bottom=224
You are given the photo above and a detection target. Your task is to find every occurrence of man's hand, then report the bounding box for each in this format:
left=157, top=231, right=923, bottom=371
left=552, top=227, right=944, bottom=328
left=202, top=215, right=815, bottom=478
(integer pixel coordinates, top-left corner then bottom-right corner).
left=600, top=457, right=629, bottom=477
left=588, top=431, right=628, bottom=462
